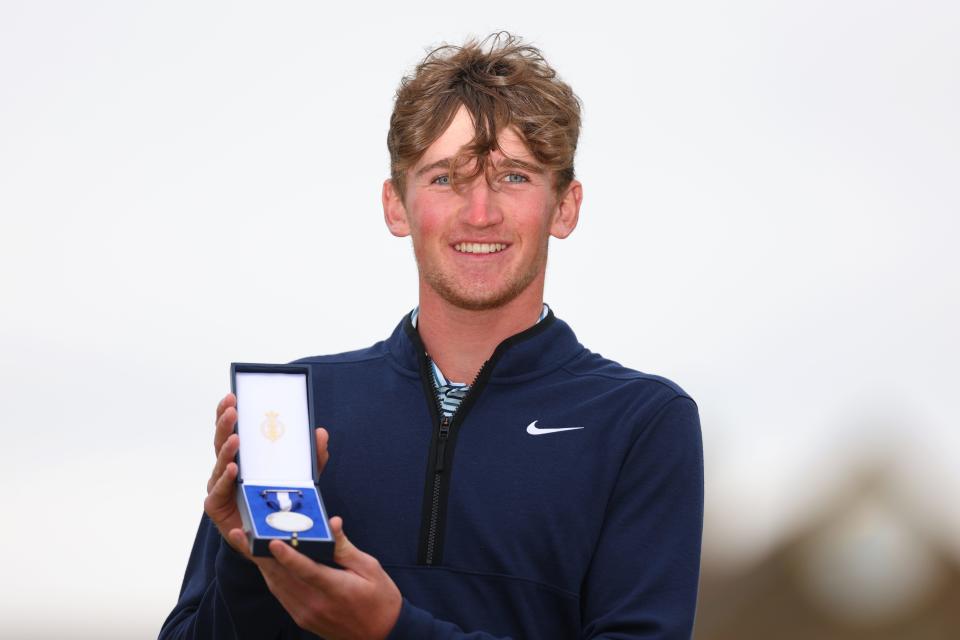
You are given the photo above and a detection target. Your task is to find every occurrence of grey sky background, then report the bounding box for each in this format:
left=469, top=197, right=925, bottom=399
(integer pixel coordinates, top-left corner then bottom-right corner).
left=1, top=1, right=957, bottom=636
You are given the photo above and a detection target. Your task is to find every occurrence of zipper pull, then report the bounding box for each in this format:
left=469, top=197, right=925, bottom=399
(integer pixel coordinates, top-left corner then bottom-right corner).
left=435, top=416, right=451, bottom=472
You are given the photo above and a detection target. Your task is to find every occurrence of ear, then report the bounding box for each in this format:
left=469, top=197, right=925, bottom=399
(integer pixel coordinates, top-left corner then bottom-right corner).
left=550, top=179, right=582, bottom=239
left=382, top=179, right=411, bottom=237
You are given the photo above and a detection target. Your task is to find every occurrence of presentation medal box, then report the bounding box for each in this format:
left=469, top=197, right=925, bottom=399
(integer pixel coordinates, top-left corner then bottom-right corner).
left=231, top=363, right=334, bottom=563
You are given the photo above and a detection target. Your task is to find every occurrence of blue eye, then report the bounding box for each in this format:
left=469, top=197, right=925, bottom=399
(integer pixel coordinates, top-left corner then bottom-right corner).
left=504, top=173, right=528, bottom=184
left=432, top=175, right=450, bottom=185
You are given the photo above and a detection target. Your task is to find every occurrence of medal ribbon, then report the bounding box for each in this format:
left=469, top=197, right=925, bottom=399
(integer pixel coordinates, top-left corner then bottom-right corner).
left=261, top=489, right=304, bottom=512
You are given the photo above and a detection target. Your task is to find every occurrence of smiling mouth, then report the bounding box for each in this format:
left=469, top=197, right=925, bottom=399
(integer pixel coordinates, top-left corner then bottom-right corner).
left=454, top=242, right=508, bottom=254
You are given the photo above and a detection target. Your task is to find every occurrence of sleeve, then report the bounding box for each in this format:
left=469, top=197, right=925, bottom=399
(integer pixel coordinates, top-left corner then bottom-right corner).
left=158, top=513, right=294, bottom=640
left=579, top=395, right=705, bottom=640
left=385, top=599, right=513, bottom=640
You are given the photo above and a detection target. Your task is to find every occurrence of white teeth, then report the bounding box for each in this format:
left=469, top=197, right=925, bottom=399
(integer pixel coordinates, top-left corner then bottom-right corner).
left=455, top=243, right=506, bottom=254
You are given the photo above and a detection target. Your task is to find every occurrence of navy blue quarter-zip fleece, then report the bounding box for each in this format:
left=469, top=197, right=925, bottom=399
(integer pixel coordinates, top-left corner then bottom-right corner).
left=160, top=310, right=704, bottom=639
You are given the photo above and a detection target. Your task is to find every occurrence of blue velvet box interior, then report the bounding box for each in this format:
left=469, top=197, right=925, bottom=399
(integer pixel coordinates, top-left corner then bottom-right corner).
left=232, top=363, right=334, bottom=561
left=242, top=484, right=331, bottom=540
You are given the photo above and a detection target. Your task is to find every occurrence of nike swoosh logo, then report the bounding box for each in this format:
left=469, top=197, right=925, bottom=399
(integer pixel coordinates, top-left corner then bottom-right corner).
left=526, top=420, right=584, bottom=435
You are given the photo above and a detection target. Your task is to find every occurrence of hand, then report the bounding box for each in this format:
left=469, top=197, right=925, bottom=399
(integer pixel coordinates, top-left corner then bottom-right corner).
left=226, top=517, right=402, bottom=640
left=204, top=393, right=331, bottom=553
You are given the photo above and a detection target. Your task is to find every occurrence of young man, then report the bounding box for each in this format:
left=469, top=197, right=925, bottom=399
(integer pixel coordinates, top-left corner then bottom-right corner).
left=161, top=33, right=703, bottom=639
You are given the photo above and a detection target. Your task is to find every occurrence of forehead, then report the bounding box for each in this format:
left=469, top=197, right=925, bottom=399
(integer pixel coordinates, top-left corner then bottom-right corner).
left=413, top=104, right=536, bottom=170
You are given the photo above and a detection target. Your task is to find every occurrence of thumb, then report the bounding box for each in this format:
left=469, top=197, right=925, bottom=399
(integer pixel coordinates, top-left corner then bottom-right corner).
left=330, top=516, right=377, bottom=576
left=315, top=427, right=330, bottom=474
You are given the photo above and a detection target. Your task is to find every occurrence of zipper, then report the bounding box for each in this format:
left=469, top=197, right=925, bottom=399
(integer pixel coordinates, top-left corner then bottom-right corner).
left=424, top=415, right=449, bottom=563
left=408, top=309, right=556, bottom=566
left=434, top=416, right=450, bottom=472
left=420, top=357, right=491, bottom=566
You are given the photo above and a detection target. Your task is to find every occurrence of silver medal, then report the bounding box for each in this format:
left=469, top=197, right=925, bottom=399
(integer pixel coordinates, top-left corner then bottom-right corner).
left=266, top=510, right=314, bottom=533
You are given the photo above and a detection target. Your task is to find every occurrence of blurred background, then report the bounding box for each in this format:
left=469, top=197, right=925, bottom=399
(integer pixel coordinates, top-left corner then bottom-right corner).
left=1, top=1, right=957, bottom=638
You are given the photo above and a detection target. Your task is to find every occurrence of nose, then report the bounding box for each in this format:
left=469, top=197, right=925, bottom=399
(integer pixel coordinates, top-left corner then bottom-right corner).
left=459, top=178, right=503, bottom=228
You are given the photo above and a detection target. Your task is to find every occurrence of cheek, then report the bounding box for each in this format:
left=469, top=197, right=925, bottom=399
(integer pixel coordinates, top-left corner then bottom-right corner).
left=405, top=194, right=448, bottom=243
left=512, top=195, right=556, bottom=237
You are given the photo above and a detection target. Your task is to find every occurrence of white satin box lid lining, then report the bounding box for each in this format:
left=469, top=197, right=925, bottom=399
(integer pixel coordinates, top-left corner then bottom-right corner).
left=234, top=371, right=313, bottom=484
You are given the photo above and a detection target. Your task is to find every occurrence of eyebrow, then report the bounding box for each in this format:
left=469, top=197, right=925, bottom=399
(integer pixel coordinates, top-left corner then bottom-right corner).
left=414, top=156, right=545, bottom=179
left=414, top=158, right=452, bottom=179
left=498, top=157, right=544, bottom=173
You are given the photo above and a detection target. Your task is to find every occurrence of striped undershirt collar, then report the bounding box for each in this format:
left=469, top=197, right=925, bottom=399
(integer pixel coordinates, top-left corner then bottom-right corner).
left=410, top=304, right=550, bottom=388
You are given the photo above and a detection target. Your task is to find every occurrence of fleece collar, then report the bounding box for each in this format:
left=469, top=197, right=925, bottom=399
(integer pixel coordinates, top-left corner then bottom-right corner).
left=385, top=307, right=585, bottom=384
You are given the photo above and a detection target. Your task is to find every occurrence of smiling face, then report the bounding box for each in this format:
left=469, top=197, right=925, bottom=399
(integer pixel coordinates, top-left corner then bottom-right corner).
left=383, top=106, right=582, bottom=313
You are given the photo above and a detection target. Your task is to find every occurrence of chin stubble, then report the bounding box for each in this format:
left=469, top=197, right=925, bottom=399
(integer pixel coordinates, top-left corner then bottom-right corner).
left=413, top=238, right=549, bottom=311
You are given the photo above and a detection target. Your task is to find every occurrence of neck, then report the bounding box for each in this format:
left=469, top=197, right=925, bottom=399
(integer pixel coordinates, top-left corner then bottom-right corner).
left=416, top=281, right=545, bottom=383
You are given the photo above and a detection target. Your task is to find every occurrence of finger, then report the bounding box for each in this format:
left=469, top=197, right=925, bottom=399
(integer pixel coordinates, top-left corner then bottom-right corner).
left=207, top=433, right=239, bottom=494
left=227, top=529, right=284, bottom=577
left=255, top=552, right=317, bottom=625
left=315, top=427, right=330, bottom=474
left=329, top=516, right=378, bottom=576
left=269, top=539, right=335, bottom=585
left=215, top=393, right=236, bottom=422
left=204, top=461, right=237, bottom=516
left=226, top=527, right=254, bottom=558
left=226, top=529, right=309, bottom=608
left=214, top=405, right=238, bottom=455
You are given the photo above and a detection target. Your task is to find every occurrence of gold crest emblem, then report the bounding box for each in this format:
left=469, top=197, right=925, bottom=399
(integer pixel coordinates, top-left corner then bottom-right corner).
left=260, top=410, right=285, bottom=442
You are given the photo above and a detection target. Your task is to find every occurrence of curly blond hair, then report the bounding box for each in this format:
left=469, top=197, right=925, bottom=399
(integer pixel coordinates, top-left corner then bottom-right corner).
left=387, top=32, right=582, bottom=199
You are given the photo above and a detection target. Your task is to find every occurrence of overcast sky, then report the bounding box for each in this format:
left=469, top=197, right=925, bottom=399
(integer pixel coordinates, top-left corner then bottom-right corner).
left=1, top=1, right=957, bottom=636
